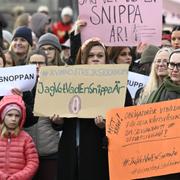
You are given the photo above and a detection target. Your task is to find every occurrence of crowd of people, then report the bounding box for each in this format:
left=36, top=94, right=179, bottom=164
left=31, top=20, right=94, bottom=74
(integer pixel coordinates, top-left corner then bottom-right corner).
left=0, top=4, right=179, bottom=180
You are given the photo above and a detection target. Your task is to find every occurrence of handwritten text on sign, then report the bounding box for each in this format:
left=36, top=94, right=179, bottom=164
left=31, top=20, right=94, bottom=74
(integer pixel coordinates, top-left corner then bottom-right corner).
left=78, top=0, right=162, bottom=46
left=34, top=64, right=129, bottom=118
left=106, top=99, right=180, bottom=180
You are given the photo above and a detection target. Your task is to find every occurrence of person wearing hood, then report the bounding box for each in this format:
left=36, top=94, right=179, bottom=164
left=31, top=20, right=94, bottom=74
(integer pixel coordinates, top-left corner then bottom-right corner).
left=30, top=12, right=50, bottom=39
left=0, top=95, right=39, bottom=180
left=51, top=6, right=73, bottom=43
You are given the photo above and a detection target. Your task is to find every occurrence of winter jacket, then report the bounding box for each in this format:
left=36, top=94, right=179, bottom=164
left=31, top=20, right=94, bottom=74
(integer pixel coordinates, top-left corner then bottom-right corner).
left=0, top=95, right=39, bottom=180
left=51, top=21, right=72, bottom=43
left=52, top=118, right=109, bottom=180
left=25, top=116, right=60, bottom=156
left=0, top=131, right=39, bottom=180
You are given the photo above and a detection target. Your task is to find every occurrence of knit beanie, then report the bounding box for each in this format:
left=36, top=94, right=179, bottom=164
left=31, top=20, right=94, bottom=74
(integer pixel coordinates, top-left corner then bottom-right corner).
left=3, top=30, right=13, bottom=44
left=31, top=12, right=50, bottom=39
left=140, top=45, right=160, bottom=64
left=61, top=6, right=73, bottom=18
left=38, top=33, right=61, bottom=51
left=12, top=26, right=33, bottom=46
left=1, top=104, right=21, bottom=121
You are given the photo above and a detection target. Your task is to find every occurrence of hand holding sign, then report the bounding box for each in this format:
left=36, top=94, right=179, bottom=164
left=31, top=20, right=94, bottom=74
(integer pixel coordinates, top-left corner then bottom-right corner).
left=73, top=18, right=87, bottom=35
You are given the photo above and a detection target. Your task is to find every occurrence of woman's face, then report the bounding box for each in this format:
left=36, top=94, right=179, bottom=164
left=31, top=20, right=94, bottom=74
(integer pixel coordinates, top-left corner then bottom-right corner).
left=29, top=54, right=46, bottom=76
left=11, top=37, right=29, bottom=55
left=0, top=57, right=4, bottom=67
left=87, top=45, right=106, bottom=65
left=40, top=45, right=56, bottom=64
left=116, top=47, right=132, bottom=64
left=171, top=30, right=180, bottom=49
left=168, top=53, right=180, bottom=85
left=154, top=51, right=169, bottom=77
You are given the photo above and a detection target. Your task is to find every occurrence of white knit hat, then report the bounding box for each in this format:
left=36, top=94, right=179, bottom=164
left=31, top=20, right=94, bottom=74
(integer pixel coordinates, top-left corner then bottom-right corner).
left=61, top=6, right=73, bottom=18
left=37, top=5, right=49, bottom=14
left=3, top=30, right=13, bottom=44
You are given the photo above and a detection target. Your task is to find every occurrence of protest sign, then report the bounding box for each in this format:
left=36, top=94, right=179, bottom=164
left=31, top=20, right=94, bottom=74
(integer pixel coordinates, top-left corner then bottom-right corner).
left=106, top=99, right=180, bottom=180
left=0, top=65, right=36, bottom=96
left=34, top=64, right=129, bottom=118
left=128, top=71, right=149, bottom=99
left=78, top=0, right=162, bottom=46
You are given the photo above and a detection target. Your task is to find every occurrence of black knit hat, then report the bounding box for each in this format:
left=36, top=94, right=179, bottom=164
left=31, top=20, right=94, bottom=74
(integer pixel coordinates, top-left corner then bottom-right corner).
left=13, top=26, right=33, bottom=46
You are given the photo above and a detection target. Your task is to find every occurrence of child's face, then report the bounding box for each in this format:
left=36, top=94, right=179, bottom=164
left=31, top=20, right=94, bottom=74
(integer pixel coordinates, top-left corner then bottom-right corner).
left=4, top=109, right=21, bottom=130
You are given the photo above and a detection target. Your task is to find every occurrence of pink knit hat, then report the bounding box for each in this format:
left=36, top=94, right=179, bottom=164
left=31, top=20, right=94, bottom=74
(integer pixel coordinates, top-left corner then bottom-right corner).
left=1, top=104, right=22, bottom=121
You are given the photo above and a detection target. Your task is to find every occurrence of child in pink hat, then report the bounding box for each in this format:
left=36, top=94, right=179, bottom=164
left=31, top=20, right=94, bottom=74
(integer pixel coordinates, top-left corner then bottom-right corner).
left=0, top=95, right=39, bottom=180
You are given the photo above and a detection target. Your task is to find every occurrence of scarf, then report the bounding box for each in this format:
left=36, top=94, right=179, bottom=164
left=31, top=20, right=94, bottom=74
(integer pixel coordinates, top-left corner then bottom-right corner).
left=147, top=77, right=180, bottom=103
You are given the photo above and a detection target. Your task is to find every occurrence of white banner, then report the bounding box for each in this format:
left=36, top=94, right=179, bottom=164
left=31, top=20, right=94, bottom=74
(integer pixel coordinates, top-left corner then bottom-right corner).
left=0, top=65, right=36, bottom=96
left=128, top=71, right=149, bottom=99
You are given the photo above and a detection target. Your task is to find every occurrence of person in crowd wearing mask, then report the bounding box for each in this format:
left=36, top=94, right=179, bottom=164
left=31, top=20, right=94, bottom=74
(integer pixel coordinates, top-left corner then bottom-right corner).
left=9, top=26, right=33, bottom=65
left=51, top=6, right=73, bottom=43
left=38, top=33, right=63, bottom=65
left=0, top=95, right=39, bottom=180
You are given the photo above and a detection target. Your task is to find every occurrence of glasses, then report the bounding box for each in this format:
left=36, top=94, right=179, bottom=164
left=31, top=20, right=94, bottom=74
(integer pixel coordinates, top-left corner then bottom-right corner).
left=40, top=47, right=55, bottom=52
left=168, top=62, right=180, bottom=70
left=155, top=59, right=168, bottom=65
left=30, top=61, right=46, bottom=65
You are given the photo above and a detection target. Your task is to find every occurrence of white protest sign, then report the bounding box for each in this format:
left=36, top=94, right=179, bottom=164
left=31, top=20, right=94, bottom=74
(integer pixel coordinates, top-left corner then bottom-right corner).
left=0, top=65, right=36, bottom=96
left=79, top=0, right=162, bottom=46
left=128, top=71, right=149, bottom=99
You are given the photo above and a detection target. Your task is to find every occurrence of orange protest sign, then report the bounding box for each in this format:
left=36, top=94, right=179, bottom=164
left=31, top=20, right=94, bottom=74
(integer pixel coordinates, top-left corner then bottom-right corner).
left=106, top=99, right=180, bottom=180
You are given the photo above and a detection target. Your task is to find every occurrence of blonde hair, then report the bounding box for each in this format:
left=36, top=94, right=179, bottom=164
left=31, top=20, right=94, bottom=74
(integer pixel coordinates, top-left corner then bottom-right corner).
left=1, top=123, right=20, bottom=138
left=137, top=47, right=173, bottom=104
left=9, top=43, right=32, bottom=65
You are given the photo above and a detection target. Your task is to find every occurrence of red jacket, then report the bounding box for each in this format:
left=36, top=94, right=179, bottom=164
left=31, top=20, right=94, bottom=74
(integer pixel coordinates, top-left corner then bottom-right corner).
left=51, top=21, right=73, bottom=43
left=0, top=95, right=39, bottom=180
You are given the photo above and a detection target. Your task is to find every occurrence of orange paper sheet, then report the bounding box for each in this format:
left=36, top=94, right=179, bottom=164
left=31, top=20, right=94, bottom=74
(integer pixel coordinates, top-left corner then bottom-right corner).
left=106, top=99, right=180, bottom=180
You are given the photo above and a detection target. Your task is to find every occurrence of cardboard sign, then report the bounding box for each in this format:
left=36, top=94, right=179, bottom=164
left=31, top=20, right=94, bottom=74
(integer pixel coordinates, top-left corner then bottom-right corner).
left=34, top=64, right=129, bottom=118
left=0, top=65, right=36, bottom=96
left=128, top=71, right=149, bottom=99
left=78, top=0, right=162, bottom=46
left=106, top=99, right=180, bottom=180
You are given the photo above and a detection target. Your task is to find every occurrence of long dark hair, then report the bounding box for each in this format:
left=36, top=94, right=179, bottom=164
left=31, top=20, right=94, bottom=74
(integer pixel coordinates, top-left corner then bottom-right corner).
left=0, top=47, right=6, bottom=67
